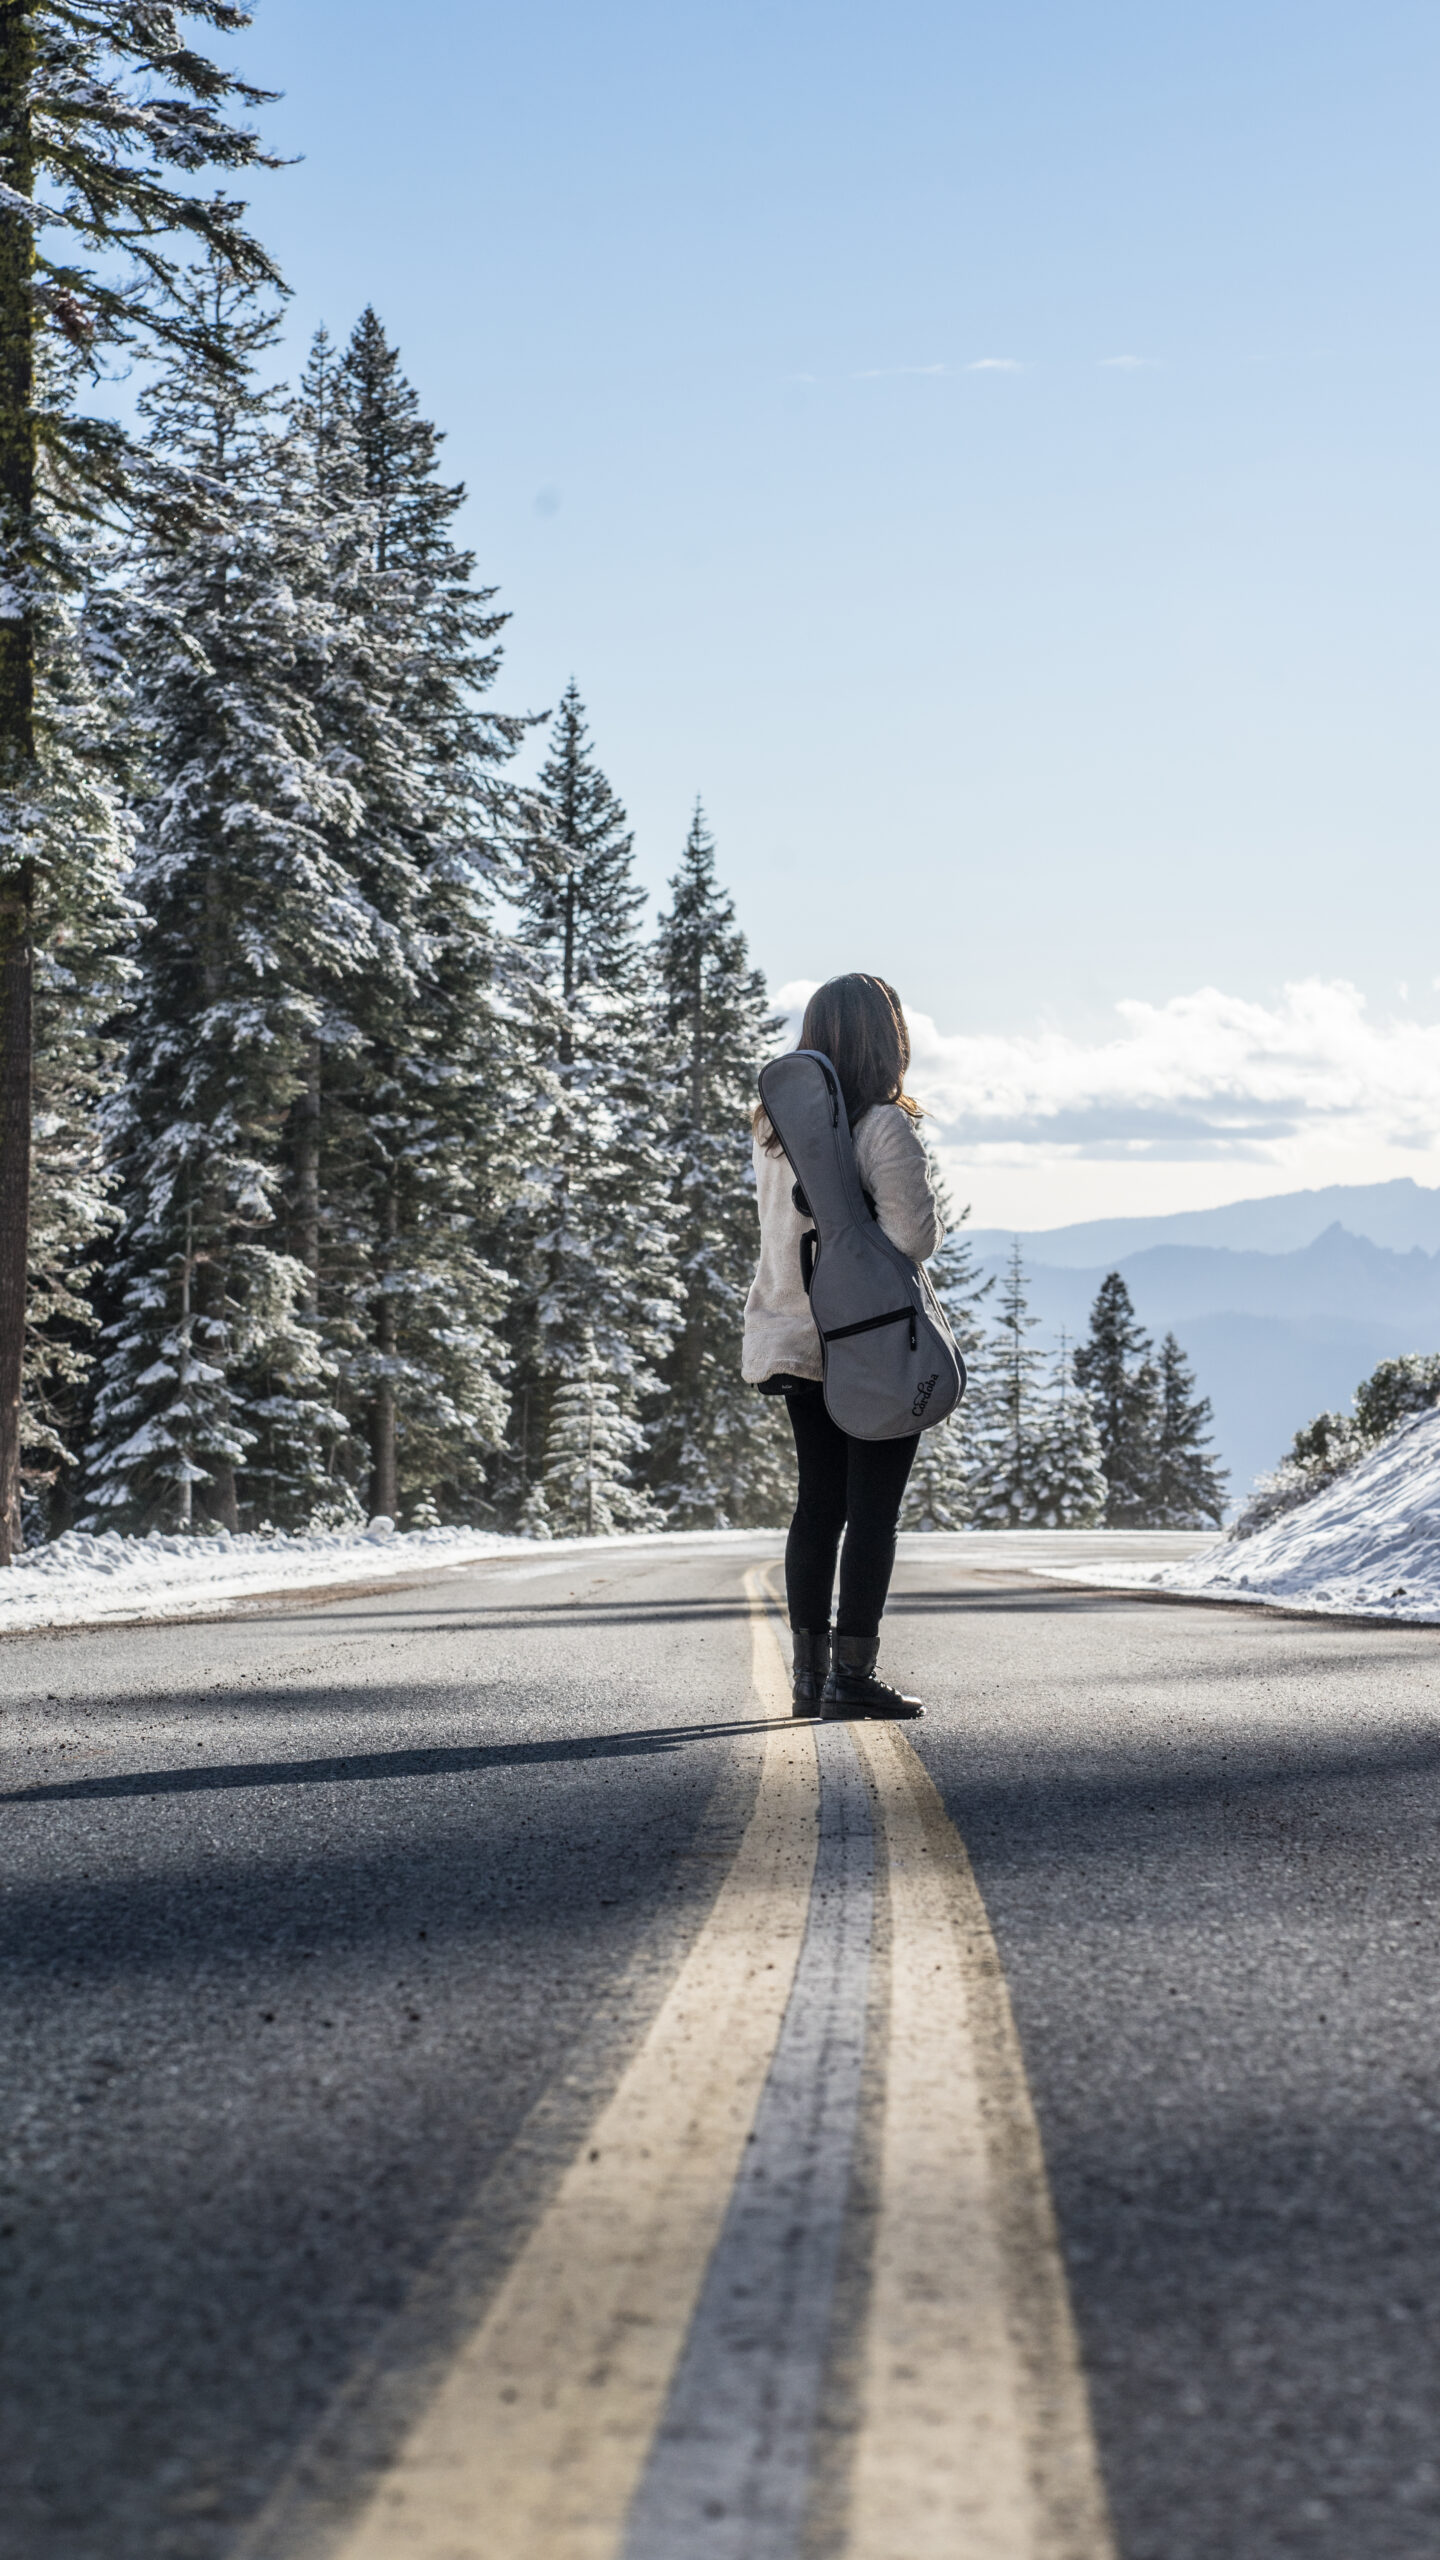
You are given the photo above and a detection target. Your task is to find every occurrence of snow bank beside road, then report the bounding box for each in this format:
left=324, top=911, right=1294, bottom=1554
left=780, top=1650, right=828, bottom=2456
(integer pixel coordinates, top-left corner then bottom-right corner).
left=0, top=1519, right=517, bottom=1633
left=0, top=1519, right=771, bottom=1636
left=1050, top=1407, right=1440, bottom=1622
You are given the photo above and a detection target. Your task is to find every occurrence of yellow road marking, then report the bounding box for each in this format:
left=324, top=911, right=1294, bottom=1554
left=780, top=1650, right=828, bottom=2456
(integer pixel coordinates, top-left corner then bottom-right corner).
left=248, top=1563, right=1112, bottom=2560
left=749, top=1575, right=1111, bottom=2552
left=847, top=1716, right=1115, bottom=2560
left=325, top=1572, right=815, bottom=2560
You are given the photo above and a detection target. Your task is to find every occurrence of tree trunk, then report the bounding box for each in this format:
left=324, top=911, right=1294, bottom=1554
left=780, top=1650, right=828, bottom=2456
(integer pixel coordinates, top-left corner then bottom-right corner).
left=370, top=1369, right=396, bottom=1519
left=194, top=1232, right=239, bottom=1532
left=0, top=865, right=29, bottom=1559
left=369, top=1177, right=398, bottom=1519
left=206, top=1456, right=240, bottom=1533
left=0, top=5, right=36, bottom=1565
left=562, top=874, right=576, bottom=1006
left=175, top=1212, right=194, bottom=1531
left=294, top=1037, right=321, bottom=1315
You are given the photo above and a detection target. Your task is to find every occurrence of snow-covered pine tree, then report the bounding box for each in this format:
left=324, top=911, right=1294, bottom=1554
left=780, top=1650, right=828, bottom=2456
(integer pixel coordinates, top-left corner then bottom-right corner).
left=926, top=1187, right=995, bottom=1357
left=529, top=1336, right=660, bottom=1538
left=83, top=261, right=363, bottom=1534
left=286, top=311, right=525, bottom=1524
left=19, top=453, right=135, bottom=1540
left=1150, top=1331, right=1226, bottom=1527
left=899, top=1409, right=971, bottom=1532
left=900, top=1180, right=992, bottom=1531
left=278, top=320, right=374, bottom=1430
left=968, top=1240, right=1053, bottom=1527
left=503, top=684, right=681, bottom=1517
left=1073, top=1270, right=1162, bottom=1527
left=0, top=1, right=280, bottom=1561
left=646, top=802, right=789, bottom=1527
left=1026, top=1330, right=1107, bottom=1528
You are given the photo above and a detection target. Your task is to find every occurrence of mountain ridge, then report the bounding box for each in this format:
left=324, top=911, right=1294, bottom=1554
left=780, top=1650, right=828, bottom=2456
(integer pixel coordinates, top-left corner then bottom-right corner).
left=988, top=1223, right=1440, bottom=1331
left=964, top=1176, right=1440, bottom=1268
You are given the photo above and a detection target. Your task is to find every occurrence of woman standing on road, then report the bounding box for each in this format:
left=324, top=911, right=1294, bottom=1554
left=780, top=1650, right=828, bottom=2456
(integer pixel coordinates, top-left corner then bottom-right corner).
left=743, top=973, right=942, bottom=1720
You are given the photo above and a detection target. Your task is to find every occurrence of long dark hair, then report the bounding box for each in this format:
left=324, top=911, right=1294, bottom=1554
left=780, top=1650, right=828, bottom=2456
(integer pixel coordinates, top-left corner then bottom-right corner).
left=755, top=973, right=922, bottom=1153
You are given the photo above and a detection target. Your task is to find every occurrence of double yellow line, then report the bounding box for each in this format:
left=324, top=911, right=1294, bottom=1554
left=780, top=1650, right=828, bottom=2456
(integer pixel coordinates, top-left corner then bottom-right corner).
left=258, top=1570, right=1113, bottom=2560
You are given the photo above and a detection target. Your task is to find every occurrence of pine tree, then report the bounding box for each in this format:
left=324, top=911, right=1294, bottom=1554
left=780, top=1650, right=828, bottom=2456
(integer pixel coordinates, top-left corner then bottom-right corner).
left=1074, top=1270, right=1161, bottom=1527
left=288, top=310, right=525, bottom=1524
left=1149, top=1332, right=1227, bottom=1527
left=926, top=1189, right=995, bottom=1356
left=503, top=684, right=680, bottom=1517
left=20, top=474, right=135, bottom=1539
left=968, top=1240, right=1054, bottom=1527
left=528, top=1338, right=660, bottom=1539
left=0, top=2, right=280, bottom=1560
left=647, top=802, right=789, bottom=1527
left=900, top=1182, right=992, bottom=1531
left=83, top=261, right=361, bottom=1534
left=900, top=1410, right=971, bottom=1531
left=1027, top=1331, right=1107, bottom=1528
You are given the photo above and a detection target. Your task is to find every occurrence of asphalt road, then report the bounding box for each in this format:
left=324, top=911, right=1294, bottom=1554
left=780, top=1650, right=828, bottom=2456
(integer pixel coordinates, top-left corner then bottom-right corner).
left=3, top=1533, right=1440, bottom=2559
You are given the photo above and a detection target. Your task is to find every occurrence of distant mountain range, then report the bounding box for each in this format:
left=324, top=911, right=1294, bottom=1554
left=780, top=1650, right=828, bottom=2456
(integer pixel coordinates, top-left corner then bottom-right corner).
left=964, top=1181, right=1440, bottom=1503
left=967, top=1176, right=1440, bottom=1267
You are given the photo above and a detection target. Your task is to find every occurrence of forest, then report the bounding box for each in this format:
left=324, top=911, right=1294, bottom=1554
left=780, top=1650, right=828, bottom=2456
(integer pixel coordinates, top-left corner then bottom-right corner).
left=0, top=6, right=1225, bottom=1558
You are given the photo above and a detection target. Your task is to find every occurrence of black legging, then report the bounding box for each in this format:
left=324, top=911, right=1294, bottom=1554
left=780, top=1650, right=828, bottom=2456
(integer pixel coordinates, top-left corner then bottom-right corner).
left=783, top=1387, right=919, bottom=1640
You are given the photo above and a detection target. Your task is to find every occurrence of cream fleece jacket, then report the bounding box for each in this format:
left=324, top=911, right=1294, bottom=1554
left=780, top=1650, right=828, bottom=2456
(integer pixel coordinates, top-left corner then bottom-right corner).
left=741, top=1102, right=944, bottom=1386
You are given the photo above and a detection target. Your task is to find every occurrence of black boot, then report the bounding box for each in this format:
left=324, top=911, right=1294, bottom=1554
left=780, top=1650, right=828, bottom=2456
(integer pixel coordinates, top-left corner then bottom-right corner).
left=791, top=1628, right=831, bottom=1715
left=822, top=1634, right=924, bottom=1720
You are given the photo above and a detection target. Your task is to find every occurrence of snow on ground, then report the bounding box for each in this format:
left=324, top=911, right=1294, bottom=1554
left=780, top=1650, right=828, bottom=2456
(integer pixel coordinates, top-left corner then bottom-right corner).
left=8, top=1458, right=1438, bottom=1635
left=0, top=1520, right=776, bottom=1637
left=1044, top=1406, right=1440, bottom=1622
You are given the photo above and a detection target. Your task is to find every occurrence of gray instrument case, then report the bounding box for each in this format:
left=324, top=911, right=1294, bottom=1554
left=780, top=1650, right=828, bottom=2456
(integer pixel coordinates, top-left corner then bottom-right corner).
left=757, top=1048, right=965, bottom=1441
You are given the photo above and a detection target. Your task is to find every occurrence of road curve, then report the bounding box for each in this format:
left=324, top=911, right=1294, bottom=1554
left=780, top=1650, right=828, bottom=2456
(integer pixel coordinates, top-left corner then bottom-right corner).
left=3, top=1532, right=1439, bottom=2559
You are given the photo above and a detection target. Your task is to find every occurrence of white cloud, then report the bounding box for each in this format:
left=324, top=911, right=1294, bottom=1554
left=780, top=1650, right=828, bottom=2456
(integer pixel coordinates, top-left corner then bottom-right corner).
left=967, top=356, right=1023, bottom=373
left=772, top=979, right=819, bottom=1026
left=904, top=981, right=1440, bottom=1164
left=768, top=978, right=1440, bottom=1220
left=1099, top=354, right=1158, bottom=370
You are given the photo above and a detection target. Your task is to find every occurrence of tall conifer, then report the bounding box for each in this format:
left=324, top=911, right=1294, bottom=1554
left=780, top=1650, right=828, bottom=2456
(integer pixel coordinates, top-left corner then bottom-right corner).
left=19, top=468, right=134, bottom=1536
left=503, top=683, right=680, bottom=1516
left=1074, top=1270, right=1162, bottom=1526
left=1151, top=1331, right=1226, bottom=1527
left=84, top=261, right=362, bottom=1532
left=648, top=803, right=788, bottom=1527
left=900, top=1185, right=991, bottom=1531
left=291, top=310, right=524, bottom=1522
left=0, top=1, right=280, bottom=1559
left=969, top=1241, right=1053, bottom=1527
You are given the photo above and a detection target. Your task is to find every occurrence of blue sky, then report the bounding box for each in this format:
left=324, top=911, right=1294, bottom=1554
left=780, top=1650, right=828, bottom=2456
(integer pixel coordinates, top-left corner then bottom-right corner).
left=222, top=1, right=1439, bottom=1220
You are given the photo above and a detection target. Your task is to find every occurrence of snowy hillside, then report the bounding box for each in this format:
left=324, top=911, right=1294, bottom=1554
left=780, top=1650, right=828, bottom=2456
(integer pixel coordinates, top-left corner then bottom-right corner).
left=1067, top=1407, right=1440, bottom=1621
